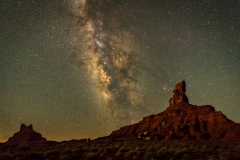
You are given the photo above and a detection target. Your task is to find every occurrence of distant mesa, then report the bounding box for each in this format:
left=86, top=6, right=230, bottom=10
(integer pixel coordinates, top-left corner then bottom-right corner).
left=105, top=81, right=240, bottom=141
left=6, top=124, right=46, bottom=144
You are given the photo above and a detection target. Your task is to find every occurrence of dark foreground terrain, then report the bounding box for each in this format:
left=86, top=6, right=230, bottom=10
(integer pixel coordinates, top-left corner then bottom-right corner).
left=0, top=140, right=240, bottom=160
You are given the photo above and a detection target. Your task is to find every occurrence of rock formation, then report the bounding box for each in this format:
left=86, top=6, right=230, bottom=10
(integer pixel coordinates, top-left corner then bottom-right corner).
left=6, top=124, right=46, bottom=144
left=169, top=80, right=189, bottom=106
left=107, top=81, right=240, bottom=141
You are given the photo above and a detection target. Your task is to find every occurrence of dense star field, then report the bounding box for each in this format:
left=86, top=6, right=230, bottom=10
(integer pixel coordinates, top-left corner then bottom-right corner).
left=0, top=0, right=240, bottom=142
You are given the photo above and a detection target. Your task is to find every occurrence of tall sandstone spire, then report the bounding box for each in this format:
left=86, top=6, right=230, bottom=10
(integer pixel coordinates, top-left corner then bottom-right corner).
left=169, top=80, right=189, bottom=106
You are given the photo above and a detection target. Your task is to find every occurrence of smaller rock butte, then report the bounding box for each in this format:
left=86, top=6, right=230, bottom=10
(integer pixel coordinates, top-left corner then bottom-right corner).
left=103, top=81, right=240, bottom=141
left=6, top=124, right=46, bottom=144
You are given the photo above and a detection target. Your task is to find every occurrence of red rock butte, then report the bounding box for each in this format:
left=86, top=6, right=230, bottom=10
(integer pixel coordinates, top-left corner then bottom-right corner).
left=107, top=81, right=240, bottom=141
left=6, top=124, right=46, bottom=144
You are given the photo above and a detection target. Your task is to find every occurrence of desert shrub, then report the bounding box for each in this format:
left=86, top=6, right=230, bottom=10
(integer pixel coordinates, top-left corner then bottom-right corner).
left=168, top=146, right=179, bottom=154
left=218, top=152, right=228, bottom=160
left=89, top=147, right=98, bottom=152
left=61, top=148, right=73, bottom=155
left=173, top=148, right=190, bottom=158
left=143, top=151, right=157, bottom=160
left=84, top=152, right=98, bottom=160
left=81, top=146, right=89, bottom=151
left=105, top=157, right=112, bottom=160
left=157, top=146, right=168, bottom=155
left=147, top=146, right=154, bottom=151
left=116, top=146, right=129, bottom=156
left=77, top=146, right=85, bottom=152
left=135, top=150, right=144, bottom=158
left=182, top=153, right=190, bottom=159
left=187, top=147, right=195, bottom=153
left=193, top=145, right=200, bottom=152
left=134, top=146, right=140, bottom=151
left=24, top=152, right=45, bottom=160
left=68, top=153, right=80, bottom=160
left=210, top=144, right=220, bottom=152
left=60, top=155, right=71, bottom=160
left=105, top=147, right=113, bottom=153
left=199, top=144, right=208, bottom=152
left=207, top=155, right=218, bottom=160
left=18, top=145, right=30, bottom=152
left=221, top=145, right=228, bottom=150
left=45, top=150, right=60, bottom=157
left=0, top=153, right=13, bottom=160
left=115, top=150, right=123, bottom=157
left=98, top=148, right=108, bottom=157
left=124, top=149, right=137, bottom=158
left=114, top=143, right=122, bottom=150
left=60, top=153, right=80, bottom=160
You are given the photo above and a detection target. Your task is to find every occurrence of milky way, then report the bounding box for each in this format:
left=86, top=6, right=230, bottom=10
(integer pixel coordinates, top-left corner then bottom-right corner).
left=70, top=0, right=142, bottom=124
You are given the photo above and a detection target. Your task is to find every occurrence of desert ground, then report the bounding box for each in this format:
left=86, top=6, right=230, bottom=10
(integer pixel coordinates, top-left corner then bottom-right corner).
left=0, top=140, right=240, bottom=160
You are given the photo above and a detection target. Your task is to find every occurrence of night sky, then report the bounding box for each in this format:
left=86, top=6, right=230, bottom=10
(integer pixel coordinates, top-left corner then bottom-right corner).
left=1, top=0, right=240, bottom=142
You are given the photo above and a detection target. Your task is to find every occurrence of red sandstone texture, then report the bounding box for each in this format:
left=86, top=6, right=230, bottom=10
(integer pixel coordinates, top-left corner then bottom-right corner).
left=108, top=81, right=240, bottom=141
left=6, top=124, right=46, bottom=144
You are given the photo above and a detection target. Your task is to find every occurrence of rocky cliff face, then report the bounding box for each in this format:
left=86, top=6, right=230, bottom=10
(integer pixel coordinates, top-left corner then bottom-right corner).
left=108, top=81, right=240, bottom=141
left=6, top=124, right=46, bottom=144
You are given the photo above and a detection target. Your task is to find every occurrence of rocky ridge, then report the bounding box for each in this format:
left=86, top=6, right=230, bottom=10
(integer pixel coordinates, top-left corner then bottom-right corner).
left=108, top=81, right=240, bottom=141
